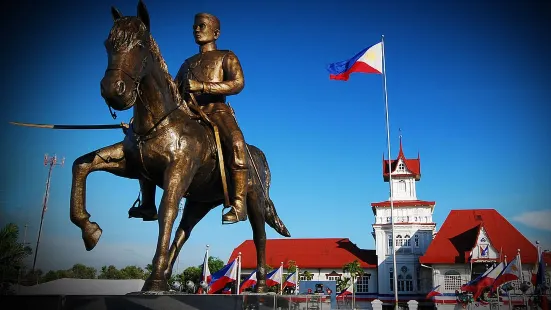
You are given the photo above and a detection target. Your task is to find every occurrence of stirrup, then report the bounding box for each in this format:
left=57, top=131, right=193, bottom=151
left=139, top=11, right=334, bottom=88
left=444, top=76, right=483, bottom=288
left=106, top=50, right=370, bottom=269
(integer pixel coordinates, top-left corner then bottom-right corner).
left=221, top=205, right=245, bottom=225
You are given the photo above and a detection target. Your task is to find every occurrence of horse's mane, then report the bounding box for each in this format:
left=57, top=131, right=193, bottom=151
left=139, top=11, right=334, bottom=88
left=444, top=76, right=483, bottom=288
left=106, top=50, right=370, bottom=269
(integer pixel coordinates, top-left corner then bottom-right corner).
left=108, top=17, right=195, bottom=118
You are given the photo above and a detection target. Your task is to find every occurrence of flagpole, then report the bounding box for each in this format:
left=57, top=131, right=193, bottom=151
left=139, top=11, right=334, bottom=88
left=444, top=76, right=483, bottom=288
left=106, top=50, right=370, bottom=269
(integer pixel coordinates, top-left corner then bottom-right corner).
left=204, top=244, right=209, bottom=294
left=280, top=262, right=284, bottom=294
left=205, top=244, right=209, bottom=284
left=381, top=34, right=399, bottom=310
left=296, top=265, right=300, bottom=295
left=237, top=252, right=242, bottom=295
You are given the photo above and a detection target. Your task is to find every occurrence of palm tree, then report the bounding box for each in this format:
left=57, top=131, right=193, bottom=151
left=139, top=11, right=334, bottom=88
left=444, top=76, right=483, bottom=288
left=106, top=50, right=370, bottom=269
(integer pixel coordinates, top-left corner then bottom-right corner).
left=0, top=223, right=32, bottom=288
left=343, top=260, right=364, bottom=309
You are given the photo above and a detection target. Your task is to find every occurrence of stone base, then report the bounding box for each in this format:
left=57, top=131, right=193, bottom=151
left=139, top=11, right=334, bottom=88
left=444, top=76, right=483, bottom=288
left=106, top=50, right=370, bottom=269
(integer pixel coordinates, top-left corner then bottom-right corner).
left=2, top=293, right=291, bottom=310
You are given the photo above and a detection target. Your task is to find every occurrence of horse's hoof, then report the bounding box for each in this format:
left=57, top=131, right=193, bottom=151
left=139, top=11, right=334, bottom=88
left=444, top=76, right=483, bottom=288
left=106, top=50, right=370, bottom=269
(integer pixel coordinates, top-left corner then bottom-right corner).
left=82, top=222, right=102, bottom=251
left=142, top=277, right=169, bottom=292
left=128, top=206, right=158, bottom=221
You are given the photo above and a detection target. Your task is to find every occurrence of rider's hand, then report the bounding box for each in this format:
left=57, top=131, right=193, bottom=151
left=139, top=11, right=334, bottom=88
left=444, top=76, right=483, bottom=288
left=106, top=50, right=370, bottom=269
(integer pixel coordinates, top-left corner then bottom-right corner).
left=121, top=122, right=129, bottom=135
left=183, top=79, right=204, bottom=93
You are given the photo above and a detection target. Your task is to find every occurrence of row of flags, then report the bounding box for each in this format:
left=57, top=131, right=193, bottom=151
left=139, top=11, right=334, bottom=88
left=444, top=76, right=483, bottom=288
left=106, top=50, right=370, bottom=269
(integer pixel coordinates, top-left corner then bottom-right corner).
left=426, top=249, right=548, bottom=307
left=195, top=246, right=299, bottom=295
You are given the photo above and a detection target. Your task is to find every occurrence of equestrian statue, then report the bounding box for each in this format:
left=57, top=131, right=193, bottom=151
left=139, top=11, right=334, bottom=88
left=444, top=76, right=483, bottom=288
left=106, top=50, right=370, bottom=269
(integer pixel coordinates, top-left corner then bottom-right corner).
left=68, top=0, right=290, bottom=292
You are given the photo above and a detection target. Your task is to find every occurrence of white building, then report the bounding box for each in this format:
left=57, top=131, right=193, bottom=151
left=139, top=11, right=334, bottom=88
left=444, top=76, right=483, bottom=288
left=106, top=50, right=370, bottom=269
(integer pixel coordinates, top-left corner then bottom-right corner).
left=420, top=209, right=551, bottom=310
left=227, top=138, right=550, bottom=308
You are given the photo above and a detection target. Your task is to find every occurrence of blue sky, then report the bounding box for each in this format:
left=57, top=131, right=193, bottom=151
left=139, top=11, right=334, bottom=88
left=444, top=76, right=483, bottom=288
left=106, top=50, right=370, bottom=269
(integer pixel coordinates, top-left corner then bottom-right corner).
left=1, top=0, right=549, bottom=274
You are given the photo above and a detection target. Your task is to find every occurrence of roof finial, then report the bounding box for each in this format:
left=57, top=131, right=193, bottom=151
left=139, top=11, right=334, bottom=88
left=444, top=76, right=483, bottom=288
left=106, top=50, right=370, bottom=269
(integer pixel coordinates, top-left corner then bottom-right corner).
left=398, top=128, right=404, bottom=158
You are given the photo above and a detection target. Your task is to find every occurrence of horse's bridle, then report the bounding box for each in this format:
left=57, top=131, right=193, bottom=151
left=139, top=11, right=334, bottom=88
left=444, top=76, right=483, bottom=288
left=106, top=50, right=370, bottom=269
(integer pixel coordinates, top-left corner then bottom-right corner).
left=104, top=55, right=148, bottom=120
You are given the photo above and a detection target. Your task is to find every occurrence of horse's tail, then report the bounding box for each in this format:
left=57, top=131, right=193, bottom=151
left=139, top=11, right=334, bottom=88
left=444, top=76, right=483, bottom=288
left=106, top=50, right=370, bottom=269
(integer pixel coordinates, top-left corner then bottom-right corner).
left=247, top=145, right=291, bottom=238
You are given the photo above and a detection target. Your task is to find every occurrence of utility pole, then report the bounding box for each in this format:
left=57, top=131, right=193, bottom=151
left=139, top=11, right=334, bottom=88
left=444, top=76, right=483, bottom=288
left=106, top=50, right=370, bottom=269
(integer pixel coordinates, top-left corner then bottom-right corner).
left=31, top=154, right=64, bottom=282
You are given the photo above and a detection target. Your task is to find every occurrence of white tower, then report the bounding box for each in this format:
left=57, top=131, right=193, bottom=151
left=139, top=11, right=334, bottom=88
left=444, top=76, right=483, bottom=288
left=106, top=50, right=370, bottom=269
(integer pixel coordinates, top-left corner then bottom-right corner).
left=371, top=137, right=437, bottom=301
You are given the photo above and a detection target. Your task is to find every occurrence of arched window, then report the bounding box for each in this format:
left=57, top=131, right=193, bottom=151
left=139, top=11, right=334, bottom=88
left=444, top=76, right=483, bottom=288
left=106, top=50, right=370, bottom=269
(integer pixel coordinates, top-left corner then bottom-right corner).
left=396, top=266, right=414, bottom=292
left=444, top=270, right=462, bottom=291
left=396, top=235, right=403, bottom=247
left=404, top=235, right=411, bottom=247
left=398, top=180, right=406, bottom=193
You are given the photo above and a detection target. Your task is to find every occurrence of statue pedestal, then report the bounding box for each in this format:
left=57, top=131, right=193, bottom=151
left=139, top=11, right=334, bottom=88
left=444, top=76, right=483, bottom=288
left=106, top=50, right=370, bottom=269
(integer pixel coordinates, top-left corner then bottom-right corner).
left=3, top=293, right=297, bottom=310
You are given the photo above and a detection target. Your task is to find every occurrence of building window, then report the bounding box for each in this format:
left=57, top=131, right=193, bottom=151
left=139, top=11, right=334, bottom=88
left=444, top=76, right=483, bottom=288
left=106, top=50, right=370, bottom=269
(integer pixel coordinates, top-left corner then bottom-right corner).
left=444, top=270, right=462, bottom=291
left=328, top=276, right=341, bottom=282
left=356, top=276, right=369, bottom=293
left=398, top=163, right=405, bottom=172
left=398, top=180, right=406, bottom=193
left=414, top=235, right=419, bottom=247
left=396, top=235, right=403, bottom=246
left=404, top=235, right=411, bottom=247
left=300, top=272, right=314, bottom=281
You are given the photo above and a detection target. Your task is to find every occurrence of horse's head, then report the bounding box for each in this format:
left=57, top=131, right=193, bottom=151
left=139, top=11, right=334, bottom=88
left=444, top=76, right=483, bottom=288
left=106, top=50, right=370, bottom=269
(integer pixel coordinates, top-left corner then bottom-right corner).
left=100, top=0, right=152, bottom=111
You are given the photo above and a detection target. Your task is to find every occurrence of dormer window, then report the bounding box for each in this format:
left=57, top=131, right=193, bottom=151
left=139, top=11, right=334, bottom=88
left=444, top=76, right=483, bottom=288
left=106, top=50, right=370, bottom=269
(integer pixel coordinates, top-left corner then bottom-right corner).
left=397, top=163, right=405, bottom=172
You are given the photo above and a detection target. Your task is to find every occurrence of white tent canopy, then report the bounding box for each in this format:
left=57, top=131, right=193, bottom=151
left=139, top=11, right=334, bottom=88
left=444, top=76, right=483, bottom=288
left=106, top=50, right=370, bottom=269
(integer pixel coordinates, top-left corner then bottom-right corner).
left=15, top=278, right=145, bottom=295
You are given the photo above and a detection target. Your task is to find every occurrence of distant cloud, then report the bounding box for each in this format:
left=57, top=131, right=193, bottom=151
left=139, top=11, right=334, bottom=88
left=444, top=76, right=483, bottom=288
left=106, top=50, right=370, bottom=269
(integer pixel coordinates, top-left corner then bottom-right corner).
left=512, top=210, right=551, bottom=232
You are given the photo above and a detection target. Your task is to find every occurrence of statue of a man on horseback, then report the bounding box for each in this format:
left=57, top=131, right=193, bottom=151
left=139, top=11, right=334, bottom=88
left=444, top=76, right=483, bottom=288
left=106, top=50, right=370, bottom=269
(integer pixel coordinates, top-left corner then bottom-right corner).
left=128, top=12, right=249, bottom=225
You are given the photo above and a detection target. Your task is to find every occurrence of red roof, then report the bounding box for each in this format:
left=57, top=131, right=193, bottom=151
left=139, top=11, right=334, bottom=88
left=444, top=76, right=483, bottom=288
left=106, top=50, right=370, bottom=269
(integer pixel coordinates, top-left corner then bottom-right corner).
left=383, top=138, right=421, bottom=181
left=228, top=238, right=377, bottom=269
left=420, top=209, right=542, bottom=265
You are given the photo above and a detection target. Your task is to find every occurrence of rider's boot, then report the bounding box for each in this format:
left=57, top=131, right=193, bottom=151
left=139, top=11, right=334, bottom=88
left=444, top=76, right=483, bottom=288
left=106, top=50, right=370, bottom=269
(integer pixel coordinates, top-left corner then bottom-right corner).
left=222, top=168, right=248, bottom=224
left=128, top=180, right=158, bottom=221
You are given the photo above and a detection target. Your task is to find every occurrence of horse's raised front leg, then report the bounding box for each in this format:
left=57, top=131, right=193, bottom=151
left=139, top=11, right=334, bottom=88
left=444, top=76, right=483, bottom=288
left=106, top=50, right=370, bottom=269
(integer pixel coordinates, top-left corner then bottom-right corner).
left=70, top=142, right=138, bottom=251
left=142, top=157, right=198, bottom=291
left=247, top=188, right=268, bottom=293
left=164, top=199, right=217, bottom=280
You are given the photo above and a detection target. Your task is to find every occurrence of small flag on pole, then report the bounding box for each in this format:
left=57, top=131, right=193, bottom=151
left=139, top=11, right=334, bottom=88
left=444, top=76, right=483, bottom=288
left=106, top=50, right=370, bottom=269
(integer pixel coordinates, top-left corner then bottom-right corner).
left=239, top=270, right=257, bottom=293
left=326, top=42, right=383, bottom=81
left=283, top=271, right=298, bottom=288
left=266, top=266, right=283, bottom=287
left=208, top=259, right=238, bottom=294
left=426, top=285, right=443, bottom=299
left=197, top=246, right=211, bottom=294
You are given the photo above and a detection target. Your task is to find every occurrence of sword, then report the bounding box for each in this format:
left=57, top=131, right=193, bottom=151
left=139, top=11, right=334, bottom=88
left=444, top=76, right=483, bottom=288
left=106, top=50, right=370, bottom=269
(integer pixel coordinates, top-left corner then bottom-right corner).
left=9, top=121, right=124, bottom=130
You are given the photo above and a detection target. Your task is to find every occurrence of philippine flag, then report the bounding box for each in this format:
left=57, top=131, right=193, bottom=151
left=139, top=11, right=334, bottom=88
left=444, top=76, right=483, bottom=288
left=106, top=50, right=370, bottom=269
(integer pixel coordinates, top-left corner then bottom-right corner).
left=283, top=271, right=298, bottom=288
left=426, top=285, right=443, bottom=299
left=461, top=264, right=495, bottom=293
left=337, top=282, right=353, bottom=299
left=473, top=262, right=506, bottom=300
left=266, top=266, right=283, bottom=287
left=239, top=270, right=257, bottom=293
left=196, top=251, right=211, bottom=294
left=326, top=42, right=383, bottom=81
left=491, top=256, right=522, bottom=290
left=208, top=259, right=238, bottom=294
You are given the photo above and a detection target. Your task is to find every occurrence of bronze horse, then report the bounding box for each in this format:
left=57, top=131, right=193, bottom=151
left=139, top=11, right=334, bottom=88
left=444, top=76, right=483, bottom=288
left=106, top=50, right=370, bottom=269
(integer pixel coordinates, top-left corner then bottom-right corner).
left=69, top=0, right=290, bottom=292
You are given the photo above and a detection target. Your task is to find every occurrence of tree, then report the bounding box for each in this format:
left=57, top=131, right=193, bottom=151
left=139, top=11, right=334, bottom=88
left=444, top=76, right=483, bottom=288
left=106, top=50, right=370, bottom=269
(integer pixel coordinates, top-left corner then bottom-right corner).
left=69, top=264, right=97, bottom=279
left=181, top=266, right=202, bottom=285
left=342, top=260, right=364, bottom=309
left=337, top=276, right=351, bottom=292
left=98, top=265, right=121, bottom=279
left=0, top=223, right=32, bottom=285
left=205, top=256, right=225, bottom=274
left=119, top=265, right=145, bottom=279
left=343, top=260, right=364, bottom=280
